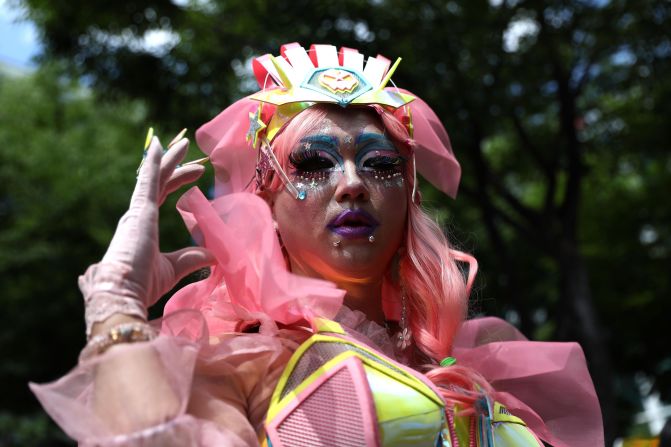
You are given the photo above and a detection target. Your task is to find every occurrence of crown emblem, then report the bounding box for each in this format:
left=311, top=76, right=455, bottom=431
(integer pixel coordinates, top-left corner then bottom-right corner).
left=303, top=67, right=371, bottom=106
left=318, top=69, right=359, bottom=94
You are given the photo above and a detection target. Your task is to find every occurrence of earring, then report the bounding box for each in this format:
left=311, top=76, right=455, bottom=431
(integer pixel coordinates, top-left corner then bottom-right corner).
left=397, top=291, right=412, bottom=350
left=368, top=235, right=375, bottom=243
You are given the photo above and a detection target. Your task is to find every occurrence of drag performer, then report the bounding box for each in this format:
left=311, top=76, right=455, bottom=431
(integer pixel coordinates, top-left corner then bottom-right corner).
left=31, top=43, right=603, bottom=446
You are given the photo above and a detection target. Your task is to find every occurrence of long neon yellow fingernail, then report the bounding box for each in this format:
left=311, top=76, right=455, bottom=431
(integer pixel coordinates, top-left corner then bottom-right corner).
left=144, top=127, right=154, bottom=150
left=182, top=156, right=209, bottom=166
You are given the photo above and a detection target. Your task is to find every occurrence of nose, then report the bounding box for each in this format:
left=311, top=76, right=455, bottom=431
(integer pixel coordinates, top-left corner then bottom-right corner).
left=334, top=161, right=370, bottom=203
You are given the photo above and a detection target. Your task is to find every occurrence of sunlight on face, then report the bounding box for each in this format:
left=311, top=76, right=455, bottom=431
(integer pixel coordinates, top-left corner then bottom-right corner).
left=271, top=108, right=408, bottom=285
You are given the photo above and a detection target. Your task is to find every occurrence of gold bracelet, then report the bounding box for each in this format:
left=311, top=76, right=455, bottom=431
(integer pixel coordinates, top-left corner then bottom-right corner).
left=80, top=322, right=157, bottom=361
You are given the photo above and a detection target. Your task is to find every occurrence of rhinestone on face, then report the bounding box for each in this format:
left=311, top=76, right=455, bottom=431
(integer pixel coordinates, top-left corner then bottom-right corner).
left=110, top=329, right=120, bottom=342
left=297, top=190, right=307, bottom=200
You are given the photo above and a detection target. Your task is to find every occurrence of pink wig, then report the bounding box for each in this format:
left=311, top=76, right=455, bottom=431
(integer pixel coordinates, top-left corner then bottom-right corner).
left=256, top=104, right=492, bottom=413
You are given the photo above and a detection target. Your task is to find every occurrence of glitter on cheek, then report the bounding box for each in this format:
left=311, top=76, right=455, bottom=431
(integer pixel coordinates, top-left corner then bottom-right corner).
left=384, top=176, right=405, bottom=188
left=368, top=174, right=404, bottom=189
left=359, top=168, right=404, bottom=186
left=294, top=172, right=339, bottom=191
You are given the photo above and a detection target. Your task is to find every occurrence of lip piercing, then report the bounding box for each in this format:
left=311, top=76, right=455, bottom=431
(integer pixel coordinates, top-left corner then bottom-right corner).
left=333, top=240, right=341, bottom=247
left=369, top=235, right=375, bottom=243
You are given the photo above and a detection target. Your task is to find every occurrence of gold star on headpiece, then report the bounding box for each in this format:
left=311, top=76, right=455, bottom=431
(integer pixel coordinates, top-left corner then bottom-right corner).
left=246, top=104, right=267, bottom=149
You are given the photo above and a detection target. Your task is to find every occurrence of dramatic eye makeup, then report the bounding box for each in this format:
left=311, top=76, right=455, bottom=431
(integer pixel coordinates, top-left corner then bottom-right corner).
left=289, top=135, right=343, bottom=179
left=288, top=132, right=404, bottom=185
left=355, top=133, right=405, bottom=180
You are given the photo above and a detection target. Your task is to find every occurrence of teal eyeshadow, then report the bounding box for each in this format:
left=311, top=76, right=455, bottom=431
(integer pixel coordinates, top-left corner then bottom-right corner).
left=295, top=135, right=343, bottom=165
left=354, top=133, right=398, bottom=165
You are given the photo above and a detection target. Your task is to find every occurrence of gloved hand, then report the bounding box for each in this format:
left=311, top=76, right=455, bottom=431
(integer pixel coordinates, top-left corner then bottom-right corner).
left=80, top=133, right=214, bottom=336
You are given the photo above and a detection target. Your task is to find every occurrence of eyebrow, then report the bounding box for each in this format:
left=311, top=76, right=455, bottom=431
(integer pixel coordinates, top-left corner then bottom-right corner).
left=356, top=133, right=396, bottom=148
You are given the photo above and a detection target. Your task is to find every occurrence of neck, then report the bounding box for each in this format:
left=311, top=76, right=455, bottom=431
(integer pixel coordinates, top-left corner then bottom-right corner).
left=289, top=258, right=386, bottom=325
left=339, top=278, right=386, bottom=325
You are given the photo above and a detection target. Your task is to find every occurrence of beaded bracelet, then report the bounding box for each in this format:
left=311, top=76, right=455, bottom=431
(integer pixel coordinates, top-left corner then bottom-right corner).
left=79, top=322, right=157, bottom=361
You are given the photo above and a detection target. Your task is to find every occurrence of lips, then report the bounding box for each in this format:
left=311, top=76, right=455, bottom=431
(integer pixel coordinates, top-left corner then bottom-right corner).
left=327, top=209, right=379, bottom=239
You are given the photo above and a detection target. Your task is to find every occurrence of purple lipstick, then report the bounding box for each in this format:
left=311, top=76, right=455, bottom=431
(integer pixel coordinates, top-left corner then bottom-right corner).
left=327, top=209, right=379, bottom=239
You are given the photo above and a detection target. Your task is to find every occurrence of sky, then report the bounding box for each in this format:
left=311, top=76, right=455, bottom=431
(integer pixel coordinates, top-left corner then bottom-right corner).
left=0, top=0, right=543, bottom=69
left=0, top=0, right=40, bottom=68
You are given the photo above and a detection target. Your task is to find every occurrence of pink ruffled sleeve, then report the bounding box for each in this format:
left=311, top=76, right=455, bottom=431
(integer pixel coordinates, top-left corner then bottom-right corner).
left=165, top=187, right=344, bottom=335
left=454, top=317, right=604, bottom=447
left=30, top=188, right=339, bottom=445
left=30, top=310, right=295, bottom=446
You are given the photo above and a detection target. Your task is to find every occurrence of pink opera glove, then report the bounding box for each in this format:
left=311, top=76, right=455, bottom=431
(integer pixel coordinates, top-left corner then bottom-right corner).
left=81, top=135, right=214, bottom=336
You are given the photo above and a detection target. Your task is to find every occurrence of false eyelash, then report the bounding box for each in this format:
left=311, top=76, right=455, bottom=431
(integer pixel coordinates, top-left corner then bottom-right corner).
left=288, top=148, right=318, bottom=165
left=365, top=155, right=402, bottom=167
left=364, top=155, right=402, bottom=169
left=289, top=149, right=335, bottom=172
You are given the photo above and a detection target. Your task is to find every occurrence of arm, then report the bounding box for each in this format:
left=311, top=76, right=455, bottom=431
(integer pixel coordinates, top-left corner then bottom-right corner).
left=32, top=134, right=215, bottom=442
left=90, top=315, right=182, bottom=433
left=31, top=133, right=298, bottom=445
left=81, top=135, right=210, bottom=433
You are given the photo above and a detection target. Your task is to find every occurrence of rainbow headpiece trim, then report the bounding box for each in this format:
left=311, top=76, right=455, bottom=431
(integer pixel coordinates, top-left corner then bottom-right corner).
left=247, top=43, right=416, bottom=145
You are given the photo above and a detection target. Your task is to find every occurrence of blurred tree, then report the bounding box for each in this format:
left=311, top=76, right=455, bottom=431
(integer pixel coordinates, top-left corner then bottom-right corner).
left=0, top=63, right=204, bottom=445
left=9, top=0, right=671, bottom=444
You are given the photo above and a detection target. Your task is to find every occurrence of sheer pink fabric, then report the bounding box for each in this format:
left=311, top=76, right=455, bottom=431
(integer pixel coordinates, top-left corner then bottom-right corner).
left=30, top=314, right=205, bottom=445
left=31, top=190, right=603, bottom=446
left=29, top=307, right=387, bottom=445
left=395, top=88, right=461, bottom=199
left=31, top=309, right=602, bottom=446
left=164, top=187, right=345, bottom=335
left=30, top=317, right=289, bottom=446
left=453, top=317, right=605, bottom=447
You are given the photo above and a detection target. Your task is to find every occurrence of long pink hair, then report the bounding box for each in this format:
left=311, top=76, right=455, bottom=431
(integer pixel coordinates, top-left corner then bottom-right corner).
left=257, top=104, right=492, bottom=414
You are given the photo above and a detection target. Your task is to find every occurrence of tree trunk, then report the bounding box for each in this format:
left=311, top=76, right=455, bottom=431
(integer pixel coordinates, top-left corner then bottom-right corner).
left=558, top=238, right=614, bottom=445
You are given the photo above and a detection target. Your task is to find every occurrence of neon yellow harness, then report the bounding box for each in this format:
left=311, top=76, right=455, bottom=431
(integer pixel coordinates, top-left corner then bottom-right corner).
left=263, top=319, right=542, bottom=447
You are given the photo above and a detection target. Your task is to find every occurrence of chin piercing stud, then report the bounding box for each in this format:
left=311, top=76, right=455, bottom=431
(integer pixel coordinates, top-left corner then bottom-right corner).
left=368, top=235, right=375, bottom=243
left=333, top=240, right=341, bottom=247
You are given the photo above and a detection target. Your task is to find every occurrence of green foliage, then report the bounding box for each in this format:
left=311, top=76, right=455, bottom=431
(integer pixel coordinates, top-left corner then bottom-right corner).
left=4, top=0, right=671, bottom=443
left=0, top=64, right=205, bottom=443
left=0, top=412, right=71, bottom=446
